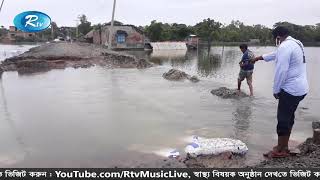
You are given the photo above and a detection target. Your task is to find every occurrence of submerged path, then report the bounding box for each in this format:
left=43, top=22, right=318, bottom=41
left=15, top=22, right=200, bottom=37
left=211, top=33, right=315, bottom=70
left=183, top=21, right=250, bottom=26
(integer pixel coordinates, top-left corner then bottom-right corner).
left=0, top=42, right=153, bottom=74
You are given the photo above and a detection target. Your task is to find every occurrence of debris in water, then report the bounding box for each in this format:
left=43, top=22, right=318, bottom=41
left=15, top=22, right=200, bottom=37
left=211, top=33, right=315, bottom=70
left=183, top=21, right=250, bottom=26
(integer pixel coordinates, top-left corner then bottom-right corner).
left=163, top=69, right=200, bottom=83
left=211, top=87, right=249, bottom=99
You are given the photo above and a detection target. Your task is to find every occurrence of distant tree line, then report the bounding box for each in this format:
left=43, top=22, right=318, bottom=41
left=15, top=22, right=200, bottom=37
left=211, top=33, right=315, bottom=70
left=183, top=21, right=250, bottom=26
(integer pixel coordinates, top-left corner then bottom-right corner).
left=2, top=14, right=319, bottom=46
left=143, top=19, right=320, bottom=45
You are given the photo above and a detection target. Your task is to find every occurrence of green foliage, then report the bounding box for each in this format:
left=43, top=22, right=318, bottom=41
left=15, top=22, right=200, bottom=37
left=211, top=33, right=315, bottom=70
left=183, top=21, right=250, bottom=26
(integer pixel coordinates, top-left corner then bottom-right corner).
left=36, top=21, right=60, bottom=41
left=143, top=19, right=319, bottom=45
left=220, top=21, right=271, bottom=43
left=145, top=20, right=193, bottom=42
left=194, top=18, right=222, bottom=43
left=145, top=20, right=164, bottom=42
left=77, top=14, right=92, bottom=37
left=273, top=22, right=319, bottom=42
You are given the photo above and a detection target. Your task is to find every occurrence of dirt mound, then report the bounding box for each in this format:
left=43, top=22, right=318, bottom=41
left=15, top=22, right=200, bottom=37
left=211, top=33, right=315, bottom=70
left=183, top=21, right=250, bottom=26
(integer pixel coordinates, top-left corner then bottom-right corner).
left=1, top=42, right=153, bottom=74
left=254, top=138, right=320, bottom=168
left=211, top=87, right=249, bottom=99
left=183, top=153, right=246, bottom=168
left=163, top=69, right=200, bottom=83
left=254, top=121, right=320, bottom=168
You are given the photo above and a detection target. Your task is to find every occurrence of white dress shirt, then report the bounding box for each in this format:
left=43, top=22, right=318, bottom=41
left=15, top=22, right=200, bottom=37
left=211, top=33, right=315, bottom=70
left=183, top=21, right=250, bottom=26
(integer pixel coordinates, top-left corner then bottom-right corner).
left=262, top=36, right=309, bottom=96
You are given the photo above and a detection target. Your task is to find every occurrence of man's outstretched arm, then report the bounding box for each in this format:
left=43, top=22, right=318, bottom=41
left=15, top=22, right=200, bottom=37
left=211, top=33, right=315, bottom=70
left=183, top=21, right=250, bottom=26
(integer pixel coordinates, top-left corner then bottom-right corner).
left=252, top=51, right=277, bottom=63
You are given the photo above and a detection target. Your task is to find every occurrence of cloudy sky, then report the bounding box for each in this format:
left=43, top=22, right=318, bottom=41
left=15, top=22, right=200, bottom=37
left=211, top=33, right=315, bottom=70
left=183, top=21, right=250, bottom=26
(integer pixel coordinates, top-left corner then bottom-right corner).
left=0, top=0, right=319, bottom=28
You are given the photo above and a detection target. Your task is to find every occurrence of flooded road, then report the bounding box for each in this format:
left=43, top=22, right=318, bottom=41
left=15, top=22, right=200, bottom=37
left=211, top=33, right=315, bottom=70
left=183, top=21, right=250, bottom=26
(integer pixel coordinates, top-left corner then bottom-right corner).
left=0, top=44, right=319, bottom=167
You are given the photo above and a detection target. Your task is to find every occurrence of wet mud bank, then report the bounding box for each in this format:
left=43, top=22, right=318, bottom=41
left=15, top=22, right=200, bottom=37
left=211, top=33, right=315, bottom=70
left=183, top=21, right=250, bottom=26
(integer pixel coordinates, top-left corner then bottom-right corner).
left=253, top=121, right=320, bottom=168
left=134, top=153, right=248, bottom=168
left=153, top=134, right=320, bottom=168
left=0, top=42, right=153, bottom=74
left=253, top=138, right=320, bottom=168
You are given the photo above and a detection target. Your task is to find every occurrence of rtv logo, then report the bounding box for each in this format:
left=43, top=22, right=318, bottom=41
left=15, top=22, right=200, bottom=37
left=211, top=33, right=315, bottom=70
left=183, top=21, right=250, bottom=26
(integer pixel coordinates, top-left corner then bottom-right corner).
left=14, top=11, right=51, bottom=32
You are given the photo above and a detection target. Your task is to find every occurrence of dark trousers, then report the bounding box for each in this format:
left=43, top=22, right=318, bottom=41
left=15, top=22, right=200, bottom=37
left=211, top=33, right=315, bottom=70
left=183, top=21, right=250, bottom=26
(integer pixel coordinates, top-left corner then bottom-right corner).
left=277, top=90, right=306, bottom=136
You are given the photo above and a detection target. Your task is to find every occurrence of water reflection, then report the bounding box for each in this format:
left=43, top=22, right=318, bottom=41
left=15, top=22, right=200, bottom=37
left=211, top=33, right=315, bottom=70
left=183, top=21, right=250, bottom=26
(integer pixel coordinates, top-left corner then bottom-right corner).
left=150, top=50, right=189, bottom=67
left=197, top=49, right=223, bottom=77
left=125, top=48, right=228, bottom=77
left=0, top=78, right=28, bottom=165
left=223, top=49, right=239, bottom=64
left=232, top=99, right=253, bottom=142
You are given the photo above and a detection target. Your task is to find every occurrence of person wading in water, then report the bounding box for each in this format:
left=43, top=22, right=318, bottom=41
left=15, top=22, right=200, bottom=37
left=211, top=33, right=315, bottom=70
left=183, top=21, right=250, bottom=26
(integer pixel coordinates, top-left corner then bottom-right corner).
left=238, top=44, right=255, bottom=96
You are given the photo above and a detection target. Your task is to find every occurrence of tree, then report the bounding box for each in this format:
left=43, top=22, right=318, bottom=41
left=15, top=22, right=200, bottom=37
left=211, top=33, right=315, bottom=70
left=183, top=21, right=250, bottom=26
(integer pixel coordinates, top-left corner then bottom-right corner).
left=315, top=23, right=320, bottom=41
left=77, top=14, right=92, bottom=37
left=51, top=22, right=58, bottom=39
left=145, top=20, right=164, bottom=42
left=141, top=19, right=320, bottom=45
left=194, top=18, right=222, bottom=49
left=36, top=21, right=58, bottom=41
left=273, top=22, right=305, bottom=40
left=144, top=20, right=193, bottom=42
left=170, top=23, right=193, bottom=41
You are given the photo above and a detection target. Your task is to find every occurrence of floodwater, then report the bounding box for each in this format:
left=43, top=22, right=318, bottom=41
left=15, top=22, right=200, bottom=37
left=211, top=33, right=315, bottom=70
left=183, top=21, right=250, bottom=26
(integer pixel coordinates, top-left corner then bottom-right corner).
left=0, top=44, right=319, bottom=168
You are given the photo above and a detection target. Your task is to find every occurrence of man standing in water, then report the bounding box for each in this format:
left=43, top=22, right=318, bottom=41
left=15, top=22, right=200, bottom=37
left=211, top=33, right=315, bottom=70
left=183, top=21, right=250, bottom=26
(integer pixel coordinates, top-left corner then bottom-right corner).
left=252, top=26, right=309, bottom=158
left=238, top=44, right=255, bottom=96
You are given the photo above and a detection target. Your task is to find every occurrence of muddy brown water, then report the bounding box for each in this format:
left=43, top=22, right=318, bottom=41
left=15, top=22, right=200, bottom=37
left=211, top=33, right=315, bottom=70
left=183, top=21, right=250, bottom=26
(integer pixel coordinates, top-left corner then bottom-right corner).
left=0, top=44, right=319, bottom=167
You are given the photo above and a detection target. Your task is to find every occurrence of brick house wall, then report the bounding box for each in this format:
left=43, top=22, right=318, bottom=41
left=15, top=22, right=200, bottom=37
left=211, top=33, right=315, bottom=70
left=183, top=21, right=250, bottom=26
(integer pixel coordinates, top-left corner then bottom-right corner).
left=90, top=25, right=145, bottom=49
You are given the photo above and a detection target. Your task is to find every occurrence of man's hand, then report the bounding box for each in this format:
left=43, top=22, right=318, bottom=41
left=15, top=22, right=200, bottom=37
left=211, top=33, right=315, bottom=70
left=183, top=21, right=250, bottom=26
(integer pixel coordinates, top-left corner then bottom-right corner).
left=251, top=56, right=264, bottom=64
left=273, top=93, right=280, bottom=100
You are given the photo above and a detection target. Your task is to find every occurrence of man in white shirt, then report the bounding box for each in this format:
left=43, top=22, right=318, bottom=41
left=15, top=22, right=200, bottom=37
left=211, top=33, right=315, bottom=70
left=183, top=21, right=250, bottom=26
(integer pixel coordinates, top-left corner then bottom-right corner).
left=253, top=26, right=308, bottom=158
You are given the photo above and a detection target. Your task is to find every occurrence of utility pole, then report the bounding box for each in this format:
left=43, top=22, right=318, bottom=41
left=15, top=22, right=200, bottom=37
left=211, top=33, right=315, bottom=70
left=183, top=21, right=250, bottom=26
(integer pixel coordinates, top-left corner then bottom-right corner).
left=75, top=20, right=79, bottom=40
left=0, top=0, right=4, bottom=14
left=108, top=0, right=117, bottom=50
